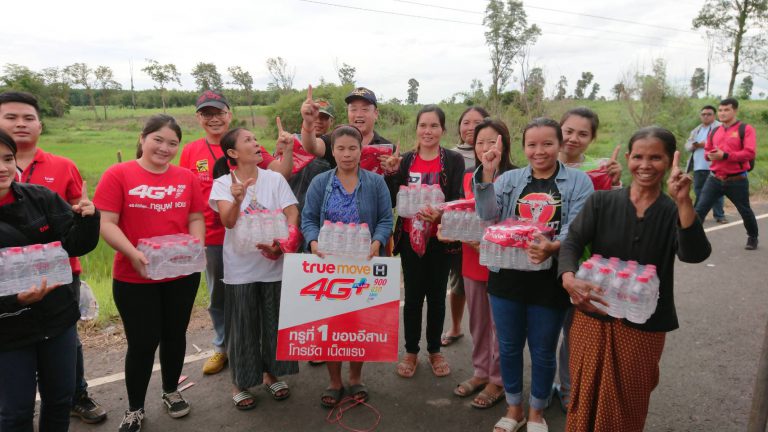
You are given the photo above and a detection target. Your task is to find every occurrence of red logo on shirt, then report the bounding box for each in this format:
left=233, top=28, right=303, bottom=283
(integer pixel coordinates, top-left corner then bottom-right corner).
left=518, top=192, right=561, bottom=223
left=39, top=224, right=50, bottom=232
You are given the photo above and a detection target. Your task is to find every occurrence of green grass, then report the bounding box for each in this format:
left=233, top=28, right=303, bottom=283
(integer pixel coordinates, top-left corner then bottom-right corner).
left=39, top=101, right=768, bottom=323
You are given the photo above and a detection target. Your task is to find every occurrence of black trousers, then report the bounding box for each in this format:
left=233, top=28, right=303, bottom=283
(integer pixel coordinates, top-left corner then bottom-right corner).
left=113, top=273, right=200, bottom=410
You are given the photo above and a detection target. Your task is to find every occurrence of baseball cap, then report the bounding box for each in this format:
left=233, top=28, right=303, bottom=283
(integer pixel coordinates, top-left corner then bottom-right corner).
left=345, top=87, right=377, bottom=107
left=317, top=99, right=335, bottom=118
left=196, top=90, right=230, bottom=111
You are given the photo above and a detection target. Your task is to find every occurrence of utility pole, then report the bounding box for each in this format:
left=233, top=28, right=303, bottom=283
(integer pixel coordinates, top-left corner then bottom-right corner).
left=129, top=60, right=136, bottom=110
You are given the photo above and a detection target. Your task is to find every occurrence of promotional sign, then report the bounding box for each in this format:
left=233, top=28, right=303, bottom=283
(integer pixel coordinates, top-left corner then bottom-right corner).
left=276, top=253, right=401, bottom=362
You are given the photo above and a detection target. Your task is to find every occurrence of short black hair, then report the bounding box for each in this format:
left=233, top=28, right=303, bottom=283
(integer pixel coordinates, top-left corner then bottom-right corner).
left=719, top=98, right=739, bottom=110
left=700, top=105, right=716, bottom=113
left=0, top=129, right=17, bottom=155
left=0, top=91, right=41, bottom=118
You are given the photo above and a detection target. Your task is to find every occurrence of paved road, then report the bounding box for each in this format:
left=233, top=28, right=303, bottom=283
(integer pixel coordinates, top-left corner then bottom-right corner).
left=70, top=205, right=768, bottom=432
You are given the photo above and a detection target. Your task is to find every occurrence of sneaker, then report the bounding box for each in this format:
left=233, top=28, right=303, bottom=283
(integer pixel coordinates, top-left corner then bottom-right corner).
left=716, top=217, right=728, bottom=224
left=202, top=352, right=227, bottom=375
left=746, top=237, right=758, bottom=250
left=162, top=391, right=191, bottom=418
left=71, top=392, right=107, bottom=424
left=118, top=408, right=144, bottom=432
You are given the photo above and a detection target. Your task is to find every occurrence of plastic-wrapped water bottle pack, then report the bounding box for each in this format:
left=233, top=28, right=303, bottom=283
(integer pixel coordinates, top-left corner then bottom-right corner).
left=137, top=233, right=206, bottom=280
left=0, top=242, right=73, bottom=296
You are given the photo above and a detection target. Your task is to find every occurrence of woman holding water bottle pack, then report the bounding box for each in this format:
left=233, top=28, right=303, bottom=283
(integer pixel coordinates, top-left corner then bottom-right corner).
left=94, top=114, right=206, bottom=432
left=558, top=127, right=711, bottom=432
left=474, top=118, right=594, bottom=432
left=301, top=124, right=394, bottom=408
left=0, top=130, right=99, bottom=432
left=208, top=123, right=300, bottom=411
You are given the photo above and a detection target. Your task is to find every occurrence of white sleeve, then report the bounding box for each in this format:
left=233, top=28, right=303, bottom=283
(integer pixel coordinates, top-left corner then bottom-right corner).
left=275, top=174, right=299, bottom=209
left=209, top=176, right=234, bottom=213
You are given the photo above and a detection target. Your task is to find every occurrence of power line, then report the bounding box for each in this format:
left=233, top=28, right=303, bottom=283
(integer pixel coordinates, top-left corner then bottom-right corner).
left=393, top=0, right=699, bottom=35
left=297, top=0, right=482, bottom=25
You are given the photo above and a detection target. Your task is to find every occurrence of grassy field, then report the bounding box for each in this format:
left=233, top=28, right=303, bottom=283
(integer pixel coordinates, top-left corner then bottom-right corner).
left=39, top=100, right=768, bottom=323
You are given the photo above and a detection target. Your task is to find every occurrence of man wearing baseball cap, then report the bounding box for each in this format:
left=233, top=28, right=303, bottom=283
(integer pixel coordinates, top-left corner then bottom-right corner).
left=179, top=90, right=294, bottom=375
left=300, top=86, right=392, bottom=168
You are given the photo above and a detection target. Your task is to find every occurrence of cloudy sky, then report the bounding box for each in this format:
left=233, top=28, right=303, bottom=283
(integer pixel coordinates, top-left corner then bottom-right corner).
left=3, top=0, right=766, bottom=103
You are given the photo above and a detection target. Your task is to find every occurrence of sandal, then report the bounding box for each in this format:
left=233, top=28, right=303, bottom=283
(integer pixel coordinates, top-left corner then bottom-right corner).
left=428, top=353, right=451, bottom=377
left=264, top=381, right=290, bottom=401
left=471, top=388, right=504, bottom=409
left=396, top=354, right=418, bottom=378
left=454, top=379, right=486, bottom=397
left=441, top=332, right=464, bottom=347
left=232, top=391, right=256, bottom=411
left=320, top=387, right=343, bottom=409
left=526, top=420, right=549, bottom=432
left=493, top=416, right=526, bottom=432
left=347, top=384, right=369, bottom=402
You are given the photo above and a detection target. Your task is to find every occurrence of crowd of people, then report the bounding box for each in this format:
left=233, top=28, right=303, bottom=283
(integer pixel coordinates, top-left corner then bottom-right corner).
left=1, top=85, right=762, bottom=432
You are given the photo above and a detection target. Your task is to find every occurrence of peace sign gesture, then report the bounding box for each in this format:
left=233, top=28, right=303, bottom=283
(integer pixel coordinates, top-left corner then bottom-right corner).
left=381, top=142, right=402, bottom=174
left=481, top=135, right=502, bottom=182
left=300, top=85, right=320, bottom=130
left=72, top=180, right=95, bottom=217
left=230, top=171, right=256, bottom=204
left=666, top=150, right=692, bottom=205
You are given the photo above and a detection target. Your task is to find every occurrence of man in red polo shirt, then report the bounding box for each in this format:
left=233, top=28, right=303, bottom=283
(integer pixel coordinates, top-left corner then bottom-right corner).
left=0, top=91, right=108, bottom=423
left=179, top=90, right=294, bottom=375
left=695, top=97, right=759, bottom=250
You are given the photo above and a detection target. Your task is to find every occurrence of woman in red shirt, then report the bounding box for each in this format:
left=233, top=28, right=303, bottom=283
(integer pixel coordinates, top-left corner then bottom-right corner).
left=94, top=115, right=206, bottom=432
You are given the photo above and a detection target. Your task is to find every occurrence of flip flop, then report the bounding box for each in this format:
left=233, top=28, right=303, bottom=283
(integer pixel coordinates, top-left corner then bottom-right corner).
left=320, top=387, right=344, bottom=409
left=396, top=353, right=418, bottom=378
left=441, top=333, right=464, bottom=347
left=470, top=389, right=504, bottom=409
left=347, top=384, right=369, bottom=403
left=493, top=417, right=526, bottom=432
left=232, top=391, right=256, bottom=411
left=265, top=381, right=290, bottom=401
left=453, top=379, right=486, bottom=397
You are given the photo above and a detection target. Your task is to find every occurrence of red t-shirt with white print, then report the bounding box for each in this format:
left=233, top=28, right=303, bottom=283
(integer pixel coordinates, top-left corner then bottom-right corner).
left=93, top=161, right=206, bottom=284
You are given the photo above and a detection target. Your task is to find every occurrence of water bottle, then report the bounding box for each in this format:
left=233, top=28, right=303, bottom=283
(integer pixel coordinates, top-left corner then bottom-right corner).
left=441, top=210, right=454, bottom=240
left=626, top=275, right=651, bottom=324
left=261, top=211, right=275, bottom=243
left=342, top=223, right=357, bottom=256
left=462, top=210, right=476, bottom=242
left=607, top=271, right=630, bottom=318
left=396, top=186, right=408, bottom=216
left=430, top=184, right=444, bottom=204
left=589, top=266, right=613, bottom=313
left=149, top=243, right=163, bottom=279
left=274, top=210, right=289, bottom=239
left=318, top=220, right=332, bottom=254
left=357, top=223, right=371, bottom=256
left=575, top=261, right=595, bottom=281
left=407, top=185, right=419, bottom=217
left=332, top=222, right=346, bottom=255
left=44, top=242, right=72, bottom=286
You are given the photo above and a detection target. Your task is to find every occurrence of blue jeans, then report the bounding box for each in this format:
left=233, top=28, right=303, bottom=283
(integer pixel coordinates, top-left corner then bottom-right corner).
left=205, top=245, right=226, bottom=353
left=695, top=174, right=759, bottom=238
left=489, top=295, right=565, bottom=410
left=693, top=170, right=724, bottom=220
left=0, top=325, right=78, bottom=432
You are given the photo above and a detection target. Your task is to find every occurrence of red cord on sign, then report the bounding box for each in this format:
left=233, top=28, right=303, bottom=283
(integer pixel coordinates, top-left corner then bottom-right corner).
left=325, top=396, right=382, bottom=432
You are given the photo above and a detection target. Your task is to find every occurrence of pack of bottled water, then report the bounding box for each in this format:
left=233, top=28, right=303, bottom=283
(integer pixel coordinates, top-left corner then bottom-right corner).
left=137, top=234, right=206, bottom=280
left=440, top=200, right=494, bottom=242
left=478, top=220, right=554, bottom=271
left=0, top=242, right=73, bottom=296
left=396, top=184, right=445, bottom=218
left=231, top=210, right=290, bottom=253
left=317, top=221, right=372, bottom=257
left=574, top=254, right=659, bottom=324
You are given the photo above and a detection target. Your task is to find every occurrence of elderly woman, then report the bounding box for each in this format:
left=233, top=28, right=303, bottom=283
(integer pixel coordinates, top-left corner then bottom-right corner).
left=558, top=127, right=711, bottom=431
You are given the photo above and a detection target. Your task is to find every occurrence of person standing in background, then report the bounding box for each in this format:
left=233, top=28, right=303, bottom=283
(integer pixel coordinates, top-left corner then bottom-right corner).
left=685, top=105, right=726, bottom=224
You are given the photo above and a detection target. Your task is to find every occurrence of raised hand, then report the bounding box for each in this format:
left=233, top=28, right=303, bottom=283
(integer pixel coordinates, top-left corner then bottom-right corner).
left=381, top=142, right=402, bottom=173
left=16, top=277, right=62, bottom=305
left=230, top=172, right=256, bottom=204
left=300, top=85, right=320, bottom=129
left=605, top=145, right=623, bottom=186
left=667, top=150, right=693, bottom=204
left=481, top=135, right=502, bottom=182
left=72, top=180, right=95, bottom=217
left=276, top=116, right=294, bottom=154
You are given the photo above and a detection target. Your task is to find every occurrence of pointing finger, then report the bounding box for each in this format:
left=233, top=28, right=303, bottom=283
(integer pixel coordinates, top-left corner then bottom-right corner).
left=394, top=142, right=400, bottom=157
left=80, top=180, right=89, bottom=200
left=495, top=135, right=502, bottom=151
left=610, top=145, right=621, bottom=162
left=307, top=85, right=313, bottom=101
left=230, top=171, right=239, bottom=184
left=276, top=116, right=284, bottom=134
left=672, top=150, right=680, bottom=168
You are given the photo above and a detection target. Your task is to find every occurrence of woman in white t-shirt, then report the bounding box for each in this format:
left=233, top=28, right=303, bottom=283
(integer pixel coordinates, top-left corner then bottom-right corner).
left=208, top=127, right=300, bottom=411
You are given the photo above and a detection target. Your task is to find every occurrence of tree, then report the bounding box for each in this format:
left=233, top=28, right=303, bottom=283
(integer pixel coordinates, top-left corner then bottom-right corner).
left=737, top=75, right=754, bottom=99
left=228, top=66, right=256, bottom=126
left=335, top=61, right=356, bottom=86
left=690, top=67, right=707, bottom=98
left=587, top=82, right=600, bottom=100
left=521, top=65, right=545, bottom=115
left=406, top=78, right=420, bottom=104
left=94, top=66, right=121, bottom=120
left=266, top=57, right=295, bottom=92
left=191, top=62, right=223, bottom=92
left=574, top=71, right=594, bottom=99
left=64, top=63, right=99, bottom=120
left=692, top=0, right=768, bottom=97
left=142, top=59, right=181, bottom=112
left=612, top=83, right=626, bottom=100
left=555, top=75, right=568, bottom=100
left=483, top=0, right=541, bottom=99
left=40, top=67, right=71, bottom=117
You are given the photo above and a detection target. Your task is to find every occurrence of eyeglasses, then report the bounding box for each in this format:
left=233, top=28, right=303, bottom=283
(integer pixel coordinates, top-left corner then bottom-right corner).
left=199, top=111, right=229, bottom=120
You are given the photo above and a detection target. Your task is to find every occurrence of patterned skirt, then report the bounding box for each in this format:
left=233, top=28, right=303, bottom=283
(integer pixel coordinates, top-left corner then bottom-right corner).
left=566, top=310, right=666, bottom=432
left=224, top=281, right=299, bottom=389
